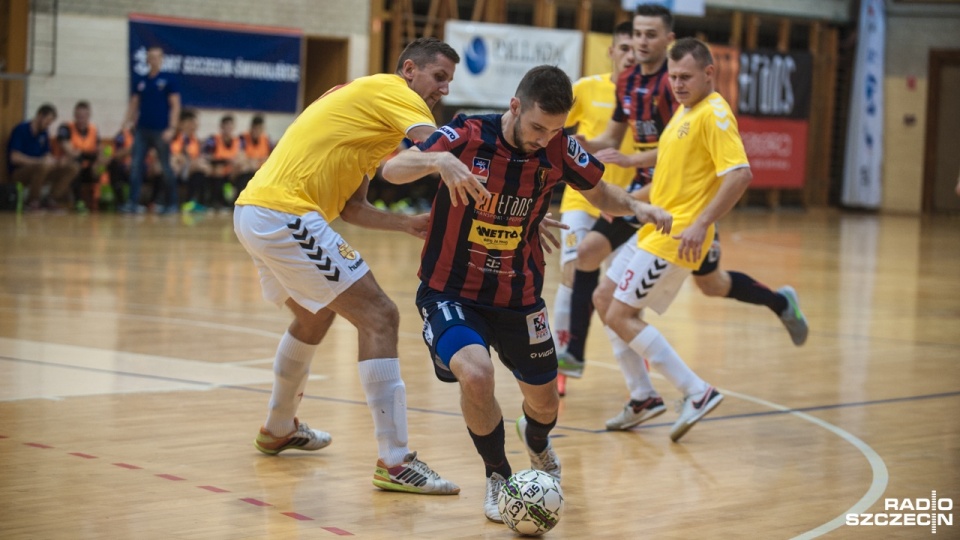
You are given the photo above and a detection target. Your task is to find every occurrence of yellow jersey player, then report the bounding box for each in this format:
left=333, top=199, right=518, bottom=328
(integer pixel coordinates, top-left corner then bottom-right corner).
left=603, top=38, right=752, bottom=442
left=234, top=37, right=487, bottom=494
left=552, top=22, right=637, bottom=393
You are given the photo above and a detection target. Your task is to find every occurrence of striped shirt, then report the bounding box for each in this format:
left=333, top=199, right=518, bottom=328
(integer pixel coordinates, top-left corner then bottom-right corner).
left=417, top=114, right=604, bottom=308
left=612, top=62, right=677, bottom=186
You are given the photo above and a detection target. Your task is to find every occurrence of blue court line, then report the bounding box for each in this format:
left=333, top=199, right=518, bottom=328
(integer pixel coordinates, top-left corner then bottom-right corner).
left=3, top=354, right=958, bottom=431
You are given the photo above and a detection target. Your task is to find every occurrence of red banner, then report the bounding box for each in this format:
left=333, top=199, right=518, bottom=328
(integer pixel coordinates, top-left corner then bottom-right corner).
left=738, top=117, right=808, bottom=189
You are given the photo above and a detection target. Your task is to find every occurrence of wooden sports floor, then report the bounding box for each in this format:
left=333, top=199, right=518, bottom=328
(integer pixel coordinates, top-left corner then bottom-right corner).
left=0, top=208, right=957, bottom=539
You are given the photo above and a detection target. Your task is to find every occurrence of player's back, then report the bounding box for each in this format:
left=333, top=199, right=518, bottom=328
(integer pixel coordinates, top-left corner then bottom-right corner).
left=236, top=74, right=434, bottom=220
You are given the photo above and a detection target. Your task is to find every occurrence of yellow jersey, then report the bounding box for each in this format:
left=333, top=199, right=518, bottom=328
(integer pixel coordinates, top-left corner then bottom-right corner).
left=638, top=92, right=749, bottom=269
left=559, top=74, right=636, bottom=218
left=236, top=74, right=435, bottom=220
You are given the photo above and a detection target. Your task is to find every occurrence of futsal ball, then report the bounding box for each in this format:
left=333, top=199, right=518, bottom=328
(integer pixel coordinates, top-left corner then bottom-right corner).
left=497, top=469, right=564, bottom=536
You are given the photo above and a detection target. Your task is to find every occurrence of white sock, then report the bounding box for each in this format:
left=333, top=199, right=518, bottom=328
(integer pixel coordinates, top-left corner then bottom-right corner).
left=628, top=326, right=708, bottom=398
left=605, top=326, right=657, bottom=401
left=358, top=358, right=410, bottom=466
left=265, top=331, right=316, bottom=436
left=552, top=284, right=572, bottom=352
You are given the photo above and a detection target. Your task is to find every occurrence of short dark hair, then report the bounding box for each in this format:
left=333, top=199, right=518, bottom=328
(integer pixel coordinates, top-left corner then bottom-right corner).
left=74, top=100, right=90, bottom=111
left=635, top=3, right=674, bottom=31
left=669, top=37, right=714, bottom=67
left=180, top=109, right=197, bottom=122
left=220, top=114, right=234, bottom=125
left=515, top=65, right=573, bottom=115
left=251, top=114, right=264, bottom=127
left=395, top=37, right=460, bottom=72
left=614, top=21, right=633, bottom=38
left=37, top=103, right=57, bottom=118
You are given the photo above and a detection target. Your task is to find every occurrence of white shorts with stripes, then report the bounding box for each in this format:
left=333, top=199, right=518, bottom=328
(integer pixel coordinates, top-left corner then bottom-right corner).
left=608, top=242, right=690, bottom=315
left=234, top=205, right=370, bottom=313
left=559, top=210, right=597, bottom=267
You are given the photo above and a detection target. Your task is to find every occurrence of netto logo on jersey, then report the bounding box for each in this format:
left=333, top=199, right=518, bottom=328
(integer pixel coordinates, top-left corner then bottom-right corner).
left=468, top=220, right=523, bottom=250
left=465, top=37, right=488, bottom=75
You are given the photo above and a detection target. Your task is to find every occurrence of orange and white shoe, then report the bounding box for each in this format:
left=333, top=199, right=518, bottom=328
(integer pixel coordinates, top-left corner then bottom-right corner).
left=254, top=418, right=332, bottom=455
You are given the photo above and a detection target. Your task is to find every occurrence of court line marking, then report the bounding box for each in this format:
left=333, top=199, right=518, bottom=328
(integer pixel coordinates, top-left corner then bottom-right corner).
left=6, top=352, right=952, bottom=538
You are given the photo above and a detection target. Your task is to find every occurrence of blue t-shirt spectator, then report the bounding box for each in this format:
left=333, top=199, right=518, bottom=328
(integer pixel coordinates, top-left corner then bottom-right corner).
left=131, top=72, right=180, bottom=131
left=6, top=120, right=51, bottom=175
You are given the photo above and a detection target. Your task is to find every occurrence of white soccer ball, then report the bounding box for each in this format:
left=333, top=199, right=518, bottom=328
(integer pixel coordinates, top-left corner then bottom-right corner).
left=497, top=469, right=564, bottom=536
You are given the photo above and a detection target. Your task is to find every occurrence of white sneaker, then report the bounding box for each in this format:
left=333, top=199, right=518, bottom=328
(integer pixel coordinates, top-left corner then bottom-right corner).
left=670, top=387, right=723, bottom=442
left=485, top=472, right=507, bottom=522
left=605, top=396, right=666, bottom=430
left=372, top=451, right=460, bottom=495
left=778, top=286, right=809, bottom=346
left=516, top=415, right=561, bottom=481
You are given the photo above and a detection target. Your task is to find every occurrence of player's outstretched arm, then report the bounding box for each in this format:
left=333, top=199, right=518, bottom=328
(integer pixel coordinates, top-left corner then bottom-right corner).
left=581, top=181, right=672, bottom=234
left=594, top=147, right=658, bottom=169
left=340, top=176, right=428, bottom=238
left=575, top=119, right=629, bottom=154
left=382, top=147, right=490, bottom=207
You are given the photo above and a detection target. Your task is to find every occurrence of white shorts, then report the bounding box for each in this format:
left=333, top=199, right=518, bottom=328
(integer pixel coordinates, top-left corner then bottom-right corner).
left=608, top=242, right=690, bottom=315
left=559, top=210, right=597, bottom=267
left=234, top=205, right=370, bottom=313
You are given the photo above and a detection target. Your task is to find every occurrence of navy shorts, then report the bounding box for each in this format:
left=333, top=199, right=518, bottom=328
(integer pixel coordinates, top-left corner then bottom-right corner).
left=415, top=284, right=558, bottom=385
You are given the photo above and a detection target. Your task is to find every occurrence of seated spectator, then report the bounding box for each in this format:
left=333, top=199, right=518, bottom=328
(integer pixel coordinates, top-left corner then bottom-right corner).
left=202, top=114, right=242, bottom=211
left=235, top=114, right=271, bottom=194
left=6, top=103, right=78, bottom=211
left=172, top=109, right=211, bottom=213
left=57, top=100, right=103, bottom=211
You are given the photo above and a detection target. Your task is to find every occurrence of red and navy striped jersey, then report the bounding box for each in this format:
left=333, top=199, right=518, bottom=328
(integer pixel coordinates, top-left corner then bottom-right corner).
left=417, top=114, right=604, bottom=309
left=612, top=62, right=677, bottom=186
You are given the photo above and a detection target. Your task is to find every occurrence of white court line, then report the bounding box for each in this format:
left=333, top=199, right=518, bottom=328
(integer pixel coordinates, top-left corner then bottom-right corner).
left=589, top=360, right=888, bottom=539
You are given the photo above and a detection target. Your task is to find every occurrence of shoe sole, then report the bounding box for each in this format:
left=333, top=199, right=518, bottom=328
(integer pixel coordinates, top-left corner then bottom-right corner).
left=670, top=394, right=724, bottom=442
left=605, top=405, right=667, bottom=431
left=372, top=478, right=460, bottom=495
left=253, top=438, right=332, bottom=455
left=557, top=367, right=584, bottom=379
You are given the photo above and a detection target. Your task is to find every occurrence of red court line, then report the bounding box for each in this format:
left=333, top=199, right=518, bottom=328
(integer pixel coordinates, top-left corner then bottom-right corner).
left=24, top=442, right=53, bottom=448
left=113, top=462, right=142, bottom=470
left=198, top=485, right=230, bottom=493
left=281, top=512, right=313, bottom=521
left=240, top=498, right=272, bottom=507
left=0, top=435, right=8, bottom=439
left=69, top=452, right=98, bottom=459
left=322, top=527, right=354, bottom=536
left=156, top=474, right=186, bottom=481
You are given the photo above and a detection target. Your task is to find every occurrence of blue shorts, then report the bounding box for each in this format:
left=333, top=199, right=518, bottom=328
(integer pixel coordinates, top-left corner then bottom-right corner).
left=415, top=284, right=558, bottom=385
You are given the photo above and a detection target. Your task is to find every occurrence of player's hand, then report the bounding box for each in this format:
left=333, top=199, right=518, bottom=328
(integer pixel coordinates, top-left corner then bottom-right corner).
left=405, top=213, right=430, bottom=240
left=672, top=221, right=708, bottom=264
left=594, top=148, right=632, bottom=167
left=438, top=153, right=490, bottom=207
left=631, top=202, right=672, bottom=235
left=161, top=127, right=175, bottom=143
left=538, top=212, right=568, bottom=254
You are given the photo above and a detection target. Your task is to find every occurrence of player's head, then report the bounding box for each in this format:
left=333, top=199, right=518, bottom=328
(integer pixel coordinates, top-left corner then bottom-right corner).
left=508, top=65, right=573, bottom=154
left=146, top=46, right=164, bottom=73
left=179, top=109, right=198, bottom=134
left=667, top=37, right=715, bottom=107
left=34, top=103, right=57, bottom=131
left=633, top=4, right=675, bottom=69
left=396, top=37, right=460, bottom=109
left=73, top=100, right=91, bottom=127
left=250, top=114, right=264, bottom=134
left=610, top=21, right=636, bottom=76
left=220, top=114, right=235, bottom=136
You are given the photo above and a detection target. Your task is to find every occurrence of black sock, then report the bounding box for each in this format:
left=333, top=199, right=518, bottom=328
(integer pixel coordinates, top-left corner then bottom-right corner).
left=566, top=269, right=599, bottom=361
left=468, top=419, right=511, bottom=479
left=727, top=271, right=787, bottom=314
left=521, top=406, right=556, bottom=454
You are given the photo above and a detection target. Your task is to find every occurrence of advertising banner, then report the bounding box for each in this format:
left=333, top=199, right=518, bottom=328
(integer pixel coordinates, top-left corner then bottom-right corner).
left=841, top=0, right=885, bottom=208
left=129, top=14, right=302, bottom=113
left=736, top=49, right=813, bottom=189
left=443, top=20, right=583, bottom=107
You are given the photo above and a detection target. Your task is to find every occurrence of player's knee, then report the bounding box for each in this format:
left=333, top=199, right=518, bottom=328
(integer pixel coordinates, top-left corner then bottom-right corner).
left=694, top=274, right=725, bottom=297
left=455, top=358, right=496, bottom=397
left=371, top=294, right=400, bottom=330
left=592, top=286, right=612, bottom=317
